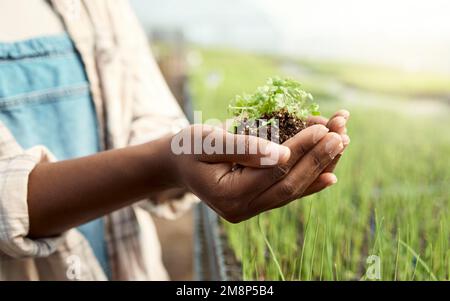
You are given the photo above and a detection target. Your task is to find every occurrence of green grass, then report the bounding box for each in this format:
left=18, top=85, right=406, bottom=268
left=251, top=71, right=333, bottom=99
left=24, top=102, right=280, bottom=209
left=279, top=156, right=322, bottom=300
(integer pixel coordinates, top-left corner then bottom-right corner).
left=299, top=59, right=450, bottom=98
left=189, top=47, right=450, bottom=280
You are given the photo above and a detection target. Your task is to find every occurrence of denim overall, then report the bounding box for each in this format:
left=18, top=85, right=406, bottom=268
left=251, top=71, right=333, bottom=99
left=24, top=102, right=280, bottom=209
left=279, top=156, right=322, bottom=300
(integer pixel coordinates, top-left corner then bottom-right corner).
left=0, top=34, right=110, bottom=276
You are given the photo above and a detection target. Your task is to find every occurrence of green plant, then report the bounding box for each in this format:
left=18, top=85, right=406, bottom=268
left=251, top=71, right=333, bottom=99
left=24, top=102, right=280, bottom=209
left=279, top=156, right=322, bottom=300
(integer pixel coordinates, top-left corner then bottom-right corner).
left=228, top=77, right=320, bottom=121
left=228, top=77, right=320, bottom=143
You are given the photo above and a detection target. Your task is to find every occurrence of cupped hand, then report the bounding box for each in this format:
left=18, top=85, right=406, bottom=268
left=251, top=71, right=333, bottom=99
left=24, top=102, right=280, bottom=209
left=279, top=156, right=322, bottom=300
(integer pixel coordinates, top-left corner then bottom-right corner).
left=306, top=109, right=350, bottom=190
left=170, top=120, right=345, bottom=223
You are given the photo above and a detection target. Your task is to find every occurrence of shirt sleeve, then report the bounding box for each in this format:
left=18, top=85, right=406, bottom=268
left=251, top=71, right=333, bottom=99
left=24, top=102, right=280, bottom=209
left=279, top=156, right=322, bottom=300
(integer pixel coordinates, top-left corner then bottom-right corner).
left=116, top=1, right=199, bottom=218
left=0, top=123, right=64, bottom=258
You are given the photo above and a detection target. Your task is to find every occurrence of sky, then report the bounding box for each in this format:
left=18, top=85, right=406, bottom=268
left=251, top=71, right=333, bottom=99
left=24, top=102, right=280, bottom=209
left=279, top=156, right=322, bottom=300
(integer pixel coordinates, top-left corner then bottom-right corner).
left=130, top=0, right=450, bottom=73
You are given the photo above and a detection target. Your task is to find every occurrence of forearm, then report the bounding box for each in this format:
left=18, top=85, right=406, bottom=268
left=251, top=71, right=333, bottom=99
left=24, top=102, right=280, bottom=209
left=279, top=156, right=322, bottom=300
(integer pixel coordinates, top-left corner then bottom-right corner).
left=27, top=135, right=178, bottom=238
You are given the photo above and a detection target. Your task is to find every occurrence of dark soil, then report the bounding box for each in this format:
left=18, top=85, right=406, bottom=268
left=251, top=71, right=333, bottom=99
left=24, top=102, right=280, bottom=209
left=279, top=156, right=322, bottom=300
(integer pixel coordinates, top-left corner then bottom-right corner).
left=235, top=109, right=307, bottom=144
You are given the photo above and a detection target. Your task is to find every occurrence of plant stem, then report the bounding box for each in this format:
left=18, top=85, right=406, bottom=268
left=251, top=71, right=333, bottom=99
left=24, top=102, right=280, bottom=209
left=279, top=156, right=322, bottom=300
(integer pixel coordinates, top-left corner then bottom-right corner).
left=257, top=215, right=286, bottom=281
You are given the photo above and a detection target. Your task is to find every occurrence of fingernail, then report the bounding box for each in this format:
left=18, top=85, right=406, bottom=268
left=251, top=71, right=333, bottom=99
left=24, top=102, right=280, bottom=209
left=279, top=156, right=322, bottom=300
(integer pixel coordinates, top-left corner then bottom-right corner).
left=340, top=110, right=350, bottom=120
left=334, top=116, right=346, bottom=128
left=278, top=145, right=291, bottom=162
left=312, top=125, right=329, bottom=143
left=325, top=133, right=343, bottom=158
left=341, top=134, right=350, bottom=146
left=330, top=174, right=338, bottom=184
left=265, top=143, right=291, bottom=163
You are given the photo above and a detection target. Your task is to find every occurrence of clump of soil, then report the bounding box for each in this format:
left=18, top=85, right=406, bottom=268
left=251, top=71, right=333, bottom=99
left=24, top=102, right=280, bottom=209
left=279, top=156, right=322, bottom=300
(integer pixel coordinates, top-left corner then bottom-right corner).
left=235, top=108, right=307, bottom=144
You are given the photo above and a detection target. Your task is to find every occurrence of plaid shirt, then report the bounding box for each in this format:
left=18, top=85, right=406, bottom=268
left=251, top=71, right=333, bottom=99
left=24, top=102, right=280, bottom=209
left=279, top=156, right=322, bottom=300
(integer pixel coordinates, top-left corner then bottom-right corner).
left=0, top=0, right=197, bottom=280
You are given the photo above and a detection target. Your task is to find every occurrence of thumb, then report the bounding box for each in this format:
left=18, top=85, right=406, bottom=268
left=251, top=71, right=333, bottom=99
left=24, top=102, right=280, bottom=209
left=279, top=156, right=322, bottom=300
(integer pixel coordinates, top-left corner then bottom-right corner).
left=197, top=128, right=291, bottom=168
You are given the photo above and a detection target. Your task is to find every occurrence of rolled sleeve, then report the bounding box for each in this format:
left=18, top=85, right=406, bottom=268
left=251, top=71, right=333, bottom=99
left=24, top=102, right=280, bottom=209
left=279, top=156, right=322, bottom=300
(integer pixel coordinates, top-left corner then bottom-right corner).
left=0, top=146, right=64, bottom=258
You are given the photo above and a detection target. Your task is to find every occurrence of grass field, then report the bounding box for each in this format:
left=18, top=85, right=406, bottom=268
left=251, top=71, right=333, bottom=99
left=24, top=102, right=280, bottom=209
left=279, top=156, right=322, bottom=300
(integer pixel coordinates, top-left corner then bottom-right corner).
left=298, top=59, right=450, bottom=98
left=188, top=47, right=450, bottom=280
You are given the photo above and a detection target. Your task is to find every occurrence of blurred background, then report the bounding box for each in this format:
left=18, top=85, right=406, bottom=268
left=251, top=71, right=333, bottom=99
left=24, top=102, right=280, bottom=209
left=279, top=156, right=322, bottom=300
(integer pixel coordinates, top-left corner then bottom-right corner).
left=130, top=0, right=450, bottom=280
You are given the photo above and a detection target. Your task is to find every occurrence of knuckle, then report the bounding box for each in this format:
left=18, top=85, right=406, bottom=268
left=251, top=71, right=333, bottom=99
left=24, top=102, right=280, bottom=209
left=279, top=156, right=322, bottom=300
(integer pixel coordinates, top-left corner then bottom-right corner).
left=327, top=132, right=341, bottom=141
left=278, top=180, right=298, bottom=199
left=271, top=164, right=290, bottom=181
left=310, top=149, right=326, bottom=170
left=297, top=142, right=308, bottom=157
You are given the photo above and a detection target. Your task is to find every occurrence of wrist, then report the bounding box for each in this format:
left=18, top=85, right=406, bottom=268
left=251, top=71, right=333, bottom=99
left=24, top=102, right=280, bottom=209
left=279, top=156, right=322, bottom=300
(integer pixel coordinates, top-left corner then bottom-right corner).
left=142, top=134, right=184, bottom=189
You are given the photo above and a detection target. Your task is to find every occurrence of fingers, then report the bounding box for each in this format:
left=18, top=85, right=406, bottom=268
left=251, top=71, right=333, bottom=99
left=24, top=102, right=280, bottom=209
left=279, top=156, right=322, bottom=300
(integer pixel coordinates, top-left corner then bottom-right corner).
left=281, top=124, right=329, bottom=167
left=328, top=110, right=350, bottom=135
left=313, top=111, right=349, bottom=173
left=330, top=109, right=350, bottom=121
left=307, top=109, right=350, bottom=128
left=341, top=134, right=350, bottom=147
left=239, top=124, right=330, bottom=185
left=307, top=115, right=328, bottom=127
left=249, top=132, right=344, bottom=213
left=305, top=110, right=349, bottom=185
left=191, top=109, right=350, bottom=169
left=327, top=116, right=347, bottom=134
left=308, top=111, right=348, bottom=140
left=284, top=132, right=343, bottom=196
left=323, top=154, right=341, bottom=173
left=300, top=173, right=337, bottom=197
left=215, top=124, right=331, bottom=202
left=194, top=126, right=291, bottom=168
left=268, top=173, right=338, bottom=210
left=300, top=134, right=349, bottom=199
left=322, top=134, right=350, bottom=172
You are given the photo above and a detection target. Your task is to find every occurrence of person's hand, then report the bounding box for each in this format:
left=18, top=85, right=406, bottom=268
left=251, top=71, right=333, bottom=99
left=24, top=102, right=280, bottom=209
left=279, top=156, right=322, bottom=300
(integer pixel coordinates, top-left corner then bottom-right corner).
left=25, top=109, right=350, bottom=237
left=169, top=122, right=345, bottom=223
left=307, top=109, right=351, bottom=183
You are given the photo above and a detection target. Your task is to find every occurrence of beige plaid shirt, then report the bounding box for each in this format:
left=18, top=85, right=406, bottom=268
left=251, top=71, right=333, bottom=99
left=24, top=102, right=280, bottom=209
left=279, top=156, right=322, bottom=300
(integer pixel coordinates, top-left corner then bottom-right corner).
left=0, top=0, right=197, bottom=280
